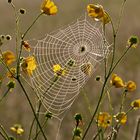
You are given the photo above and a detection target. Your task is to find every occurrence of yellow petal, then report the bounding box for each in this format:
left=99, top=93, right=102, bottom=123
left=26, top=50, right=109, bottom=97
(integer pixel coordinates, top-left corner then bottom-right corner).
left=21, top=56, right=37, bottom=76
left=10, top=127, right=17, bottom=132
left=110, top=74, right=125, bottom=88
left=114, top=112, right=127, bottom=124
left=2, top=51, right=15, bottom=65
left=125, top=81, right=136, bottom=92
left=49, top=6, right=58, bottom=15
left=53, top=64, right=61, bottom=72
left=17, top=128, right=24, bottom=135
left=97, top=112, right=112, bottom=128
left=87, top=4, right=104, bottom=18
left=131, top=99, right=140, bottom=110
left=41, top=0, right=58, bottom=15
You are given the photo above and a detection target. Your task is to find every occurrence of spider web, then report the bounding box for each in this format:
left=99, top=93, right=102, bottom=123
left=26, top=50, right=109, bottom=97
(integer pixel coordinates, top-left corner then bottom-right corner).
left=31, top=15, right=111, bottom=120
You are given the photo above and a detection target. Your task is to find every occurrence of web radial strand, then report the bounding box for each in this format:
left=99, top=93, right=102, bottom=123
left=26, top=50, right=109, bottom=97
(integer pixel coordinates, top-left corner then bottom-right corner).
left=31, top=15, right=111, bottom=119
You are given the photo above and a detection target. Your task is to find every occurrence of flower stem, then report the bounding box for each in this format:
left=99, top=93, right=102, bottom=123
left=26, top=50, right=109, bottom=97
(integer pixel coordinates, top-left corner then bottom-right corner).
left=119, top=90, right=127, bottom=112
left=0, top=88, right=10, bottom=103
left=92, top=129, right=102, bottom=140
left=134, top=117, right=140, bottom=140
left=16, top=13, right=43, bottom=78
left=33, top=118, right=49, bottom=140
left=22, top=13, right=43, bottom=39
left=115, top=0, right=127, bottom=35
left=0, top=125, right=9, bottom=140
left=72, top=123, right=78, bottom=140
left=35, top=76, right=59, bottom=136
left=28, top=118, right=35, bottom=140
left=17, top=78, right=47, bottom=140
left=0, top=131, right=7, bottom=140
left=82, top=89, right=92, bottom=116
left=110, top=45, right=132, bottom=74
left=82, top=75, right=109, bottom=140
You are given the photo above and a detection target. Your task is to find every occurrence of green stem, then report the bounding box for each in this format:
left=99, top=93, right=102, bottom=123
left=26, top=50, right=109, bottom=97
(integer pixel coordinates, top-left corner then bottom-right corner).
left=0, top=88, right=10, bottom=103
left=134, top=117, right=140, bottom=140
left=11, top=2, right=20, bottom=59
left=108, top=28, right=116, bottom=75
left=35, top=76, right=59, bottom=137
left=28, top=118, right=35, bottom=140
left=16, top=13, right=43, bottom=78
left=119, top=91, right=127, bottom=112
left=33, top=118, right=49, bottom=140
left=72, top=123, right=78, bottom=140
left=81, top=75, right=110, bottom=140
left=16, top=40, right=23, bottom=78
left=35, top=100, right=42, bottom=138
left=92, top=129, right=102, bottom=140
left=0, top=125, right=9, bottom=140
left=22, top=13, right=43, bottom=39
left=82, top=14, right=116, bottom=140
left=82, top=89, right=92, bottom=116
left=107, top=14, right=116, bottom=76
left=112, top=125, right=121, bottom=140
left=110, top=45, right=132, bottom=74
left=0, top=131, right=7, bottom=140
left=17, top=78, right=47, bottom=140
left=82, top=13, right=131, bottom=139
left=115, top=0, right=127, bottom=35
left=108, top=0, right=127, bottom=75
left=100, top=129, right=104, bottom=140
left=107, top=90, right=114, bottom=114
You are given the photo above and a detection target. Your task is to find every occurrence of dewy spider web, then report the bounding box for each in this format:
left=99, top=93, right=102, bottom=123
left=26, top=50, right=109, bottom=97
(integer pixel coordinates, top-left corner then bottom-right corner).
left=31, top=15, right=111, bottom=120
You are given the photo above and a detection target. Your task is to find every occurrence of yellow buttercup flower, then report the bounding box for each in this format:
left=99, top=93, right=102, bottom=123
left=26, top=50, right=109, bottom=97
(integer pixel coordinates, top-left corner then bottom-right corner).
left=131, top=99, right=140, bottom=110
left=110, top=74, right=125, bottom=88
left=114, top=112, right=127, bottom=124
left=87, top=4, right=104, bottom=19
left=41, top=0, right=58, bottom=15
left=87, top=4, right=110, bottom=24
left=21, top=56, right=37, bottom=75
left=53, top=64, right=65, bottom=76
left=2, top=51, right=15, bottom=65
left=125, top=81, right=136, bottom=92
left=96, top=112, right=112, bottom=128
left=10, top=124, right=24, bottom=135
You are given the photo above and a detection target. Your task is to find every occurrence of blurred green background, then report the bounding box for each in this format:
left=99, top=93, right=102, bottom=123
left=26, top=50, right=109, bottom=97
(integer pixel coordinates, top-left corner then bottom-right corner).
left=0, top=0, right=140, bottom=140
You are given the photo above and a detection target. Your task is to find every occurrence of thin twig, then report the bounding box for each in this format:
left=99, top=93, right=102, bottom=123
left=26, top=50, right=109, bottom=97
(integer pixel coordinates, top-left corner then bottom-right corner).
left=92, top=129, right=102, bottom=140
left=28, top=118, right=35, bottom=140
left=22, top=13, right=43, bottom=39
left=72, top=123, right=78, bottom=140
left=33, top=118, right=49, bottom=140
left=0, top=125, right=9, bottom=140
left=115, top=0, right=127, bottom=35
left=0, top=88, right=10, bottom=103
left=0, top=131, right=7, bottom=140
left=82, top=89, right=92, bottom=116
left=17, top=78, right=47, bottom=140
left=134, top=117, right=140, bottom=140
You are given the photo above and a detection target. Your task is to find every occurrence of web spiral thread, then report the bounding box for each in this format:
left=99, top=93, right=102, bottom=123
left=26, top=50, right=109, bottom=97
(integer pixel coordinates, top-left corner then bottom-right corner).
left=31, top=15, right=111, bottom=120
